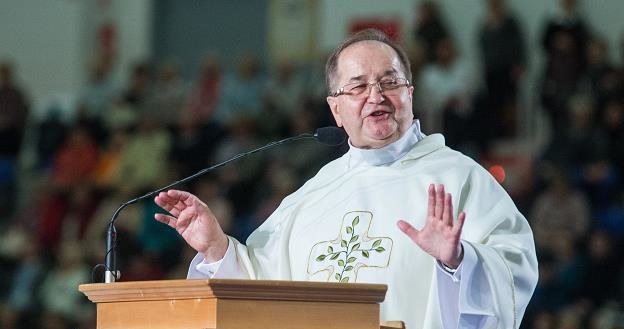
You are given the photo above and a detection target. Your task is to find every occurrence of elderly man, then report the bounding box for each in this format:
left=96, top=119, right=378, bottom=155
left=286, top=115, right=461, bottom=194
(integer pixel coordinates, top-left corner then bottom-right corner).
left=154, top=29, right=538, bottom=328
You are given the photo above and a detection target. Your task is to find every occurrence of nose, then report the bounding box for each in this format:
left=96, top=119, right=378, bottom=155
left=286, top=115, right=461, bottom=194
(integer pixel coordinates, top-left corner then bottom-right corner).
left=367, top=82, right=385, bottom=103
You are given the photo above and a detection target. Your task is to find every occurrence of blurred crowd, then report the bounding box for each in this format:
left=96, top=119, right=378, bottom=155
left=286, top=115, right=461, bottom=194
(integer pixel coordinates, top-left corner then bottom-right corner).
left=0, top=0, right=623, bottom=328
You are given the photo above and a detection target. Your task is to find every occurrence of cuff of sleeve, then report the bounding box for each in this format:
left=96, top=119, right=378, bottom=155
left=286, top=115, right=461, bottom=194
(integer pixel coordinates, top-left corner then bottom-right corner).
left=435, top=241, right=469, bottom=283
left=457, top=240, right=496, bottom=317
left=194, top=238, right=234, bottom=277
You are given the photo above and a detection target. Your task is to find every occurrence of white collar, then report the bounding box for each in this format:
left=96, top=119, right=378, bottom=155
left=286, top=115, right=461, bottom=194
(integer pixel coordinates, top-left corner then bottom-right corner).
left=347, top=120, right=423, bottom=168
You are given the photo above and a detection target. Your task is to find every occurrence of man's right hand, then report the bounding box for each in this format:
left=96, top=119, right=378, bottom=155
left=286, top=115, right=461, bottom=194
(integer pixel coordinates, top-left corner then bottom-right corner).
left=154, top=189, right=228, bottom=262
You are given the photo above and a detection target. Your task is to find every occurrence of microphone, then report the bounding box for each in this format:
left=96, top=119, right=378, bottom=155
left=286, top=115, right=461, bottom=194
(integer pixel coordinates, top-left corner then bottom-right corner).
left=102, top=126, right=345, bottom=283
left=314, top=126, right=346, bottom=146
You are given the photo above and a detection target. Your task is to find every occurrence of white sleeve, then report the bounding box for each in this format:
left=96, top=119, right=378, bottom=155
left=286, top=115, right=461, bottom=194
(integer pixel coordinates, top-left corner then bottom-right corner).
left=436, top=241, right=498, bottom=329
left=187, top=237, right=250, bottom=279
left=435, top=163, right=538, bottom=329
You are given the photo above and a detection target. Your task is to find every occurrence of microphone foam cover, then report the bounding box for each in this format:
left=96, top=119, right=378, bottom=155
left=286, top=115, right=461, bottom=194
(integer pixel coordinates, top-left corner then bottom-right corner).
left=314, top=127, right=346, bottom=146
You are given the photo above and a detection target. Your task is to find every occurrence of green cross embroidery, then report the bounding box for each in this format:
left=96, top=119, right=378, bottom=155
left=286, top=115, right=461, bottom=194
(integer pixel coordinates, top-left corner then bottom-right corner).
left=307, top=211, right=393, bottom=283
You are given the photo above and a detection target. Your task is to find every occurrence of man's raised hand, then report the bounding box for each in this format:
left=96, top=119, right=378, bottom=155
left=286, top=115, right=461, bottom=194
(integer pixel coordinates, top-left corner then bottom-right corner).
left=397, top=184, right=466, bottom=268
left=154, top=189, right=228, bottom=262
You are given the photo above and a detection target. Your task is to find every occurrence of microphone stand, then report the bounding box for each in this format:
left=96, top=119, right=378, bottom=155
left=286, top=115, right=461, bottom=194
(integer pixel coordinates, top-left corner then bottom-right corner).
left=103, top=132, right=318, bottom=283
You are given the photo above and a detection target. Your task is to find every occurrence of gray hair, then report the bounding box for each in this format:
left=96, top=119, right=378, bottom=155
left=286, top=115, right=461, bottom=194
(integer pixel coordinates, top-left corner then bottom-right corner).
left=325, top=29, right=412, bottom=94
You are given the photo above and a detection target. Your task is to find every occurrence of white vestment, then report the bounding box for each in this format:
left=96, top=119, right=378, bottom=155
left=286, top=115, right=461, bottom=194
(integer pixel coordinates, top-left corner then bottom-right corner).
left=188, top=124, right=538, bottom=329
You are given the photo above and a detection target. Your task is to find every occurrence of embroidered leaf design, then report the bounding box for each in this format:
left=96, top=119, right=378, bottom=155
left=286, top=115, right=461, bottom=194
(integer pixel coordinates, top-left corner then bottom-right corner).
left=310, top=214, right=394, bottom=284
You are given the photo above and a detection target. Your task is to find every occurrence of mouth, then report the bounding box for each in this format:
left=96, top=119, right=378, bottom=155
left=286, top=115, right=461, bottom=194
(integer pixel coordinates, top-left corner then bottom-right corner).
left=364, top=109, right=392, bottom=119
left=370, top=110, right=387, bottom=117
left=365, top=106, right=392, bottom=116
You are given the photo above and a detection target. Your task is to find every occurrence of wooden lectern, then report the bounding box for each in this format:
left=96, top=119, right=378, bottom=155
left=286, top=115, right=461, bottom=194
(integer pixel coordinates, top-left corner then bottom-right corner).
left=79, top=279, right=401, bottom=329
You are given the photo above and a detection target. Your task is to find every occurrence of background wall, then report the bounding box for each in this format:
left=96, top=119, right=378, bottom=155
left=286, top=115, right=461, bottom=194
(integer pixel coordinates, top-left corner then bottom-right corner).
left=318, top=0, right=624, bottom=65
left=0, top=0, right=152, bottom=120
left=152, top=0, right=268, bottom=78
left=2, top=0, right=622, bottom=112
left=0, top=0, right=84, bottom=111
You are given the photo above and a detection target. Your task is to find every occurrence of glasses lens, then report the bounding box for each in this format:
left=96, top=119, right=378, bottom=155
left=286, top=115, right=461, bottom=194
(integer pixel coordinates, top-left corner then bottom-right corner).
left=335, top=78, right=408, bottom=97
left=380, top=78, right=405, bottom=91
left=346, top=83, right=369, bottom=95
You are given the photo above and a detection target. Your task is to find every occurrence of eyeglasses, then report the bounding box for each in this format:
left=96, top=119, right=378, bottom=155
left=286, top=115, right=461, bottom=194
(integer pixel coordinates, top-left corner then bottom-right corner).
left=330, top=77, right=410, bottom=98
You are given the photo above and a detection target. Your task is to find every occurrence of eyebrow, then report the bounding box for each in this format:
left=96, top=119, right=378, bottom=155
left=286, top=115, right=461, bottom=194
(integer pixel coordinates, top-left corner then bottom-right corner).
left=346, top=69, right=399, bottom=83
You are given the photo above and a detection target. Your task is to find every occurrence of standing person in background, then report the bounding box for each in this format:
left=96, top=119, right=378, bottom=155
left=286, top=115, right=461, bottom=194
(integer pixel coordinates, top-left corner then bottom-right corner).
left=0, top=61, right=29, bottom=224
left=186, top=55, right=223, bottom=126
left=215, top=54, right=265, bottom=126
left=540, top=0, right=589, bottom=135
left=478, top=0, right=526, bottom=139
left=417, top=37, right=479, bottom=153
left=412, top=1, right=449, bottom=64
left=542, top=0, right=588, bottom=72
left=78, top=58, right=117, bottom=120
left=146, top=61, right=188, bottom=129
left=0, top=62, right=29, bottom=160
left=154, top=29, right=538, bottom=329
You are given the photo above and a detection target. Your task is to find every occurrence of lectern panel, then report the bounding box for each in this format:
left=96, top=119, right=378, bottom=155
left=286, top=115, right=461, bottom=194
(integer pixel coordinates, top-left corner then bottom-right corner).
left=97, top=298, right=217, bottom=329
left=217, top=299, right=379, bottom=329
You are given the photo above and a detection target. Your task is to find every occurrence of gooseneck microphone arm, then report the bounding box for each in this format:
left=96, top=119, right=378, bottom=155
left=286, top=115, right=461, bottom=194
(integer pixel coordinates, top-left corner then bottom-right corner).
left=103, top=127, right=345, bottom=283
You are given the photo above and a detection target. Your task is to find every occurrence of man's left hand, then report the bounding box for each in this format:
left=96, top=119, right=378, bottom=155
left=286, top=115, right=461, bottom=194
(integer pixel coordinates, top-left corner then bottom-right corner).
left=397, top=184, right=466, bottom=268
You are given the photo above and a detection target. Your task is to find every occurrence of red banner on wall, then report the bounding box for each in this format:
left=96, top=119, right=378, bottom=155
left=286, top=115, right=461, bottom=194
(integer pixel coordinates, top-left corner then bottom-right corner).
left=349, top=18, right=402, bottom=41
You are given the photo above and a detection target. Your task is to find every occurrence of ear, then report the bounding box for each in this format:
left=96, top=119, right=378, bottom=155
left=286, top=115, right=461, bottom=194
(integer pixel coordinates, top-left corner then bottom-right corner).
left=407, top=85, right=414, bottom=102
left=326, top=96, right=343, bottom=127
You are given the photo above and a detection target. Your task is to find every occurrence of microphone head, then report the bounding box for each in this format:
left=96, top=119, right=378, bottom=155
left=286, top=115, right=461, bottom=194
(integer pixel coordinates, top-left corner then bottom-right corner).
left=313, top=127, right=347, bottom=146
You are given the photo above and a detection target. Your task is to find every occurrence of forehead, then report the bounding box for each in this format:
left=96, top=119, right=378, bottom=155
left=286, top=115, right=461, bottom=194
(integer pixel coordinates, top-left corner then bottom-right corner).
left=336, top=40, right=403, bottom=81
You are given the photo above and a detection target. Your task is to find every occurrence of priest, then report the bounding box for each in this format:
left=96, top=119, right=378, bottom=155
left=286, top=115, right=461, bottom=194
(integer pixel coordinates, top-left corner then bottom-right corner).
left=154, top=29, right=538, bottom=329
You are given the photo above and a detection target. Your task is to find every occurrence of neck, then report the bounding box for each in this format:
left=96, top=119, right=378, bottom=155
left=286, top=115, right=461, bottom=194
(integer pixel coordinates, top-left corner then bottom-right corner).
left=347, top=121, right=423, bottom=167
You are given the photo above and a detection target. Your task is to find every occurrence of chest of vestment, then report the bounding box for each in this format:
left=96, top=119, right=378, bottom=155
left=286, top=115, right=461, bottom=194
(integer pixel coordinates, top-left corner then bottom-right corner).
left=283, top=166, right=449, bottom=285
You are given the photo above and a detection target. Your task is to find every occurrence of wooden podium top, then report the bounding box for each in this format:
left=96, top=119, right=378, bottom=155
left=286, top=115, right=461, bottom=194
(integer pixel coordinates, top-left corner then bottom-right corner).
left=80, top=280, right=395, bottom=329
left=79, top=279, right=387, bottom=304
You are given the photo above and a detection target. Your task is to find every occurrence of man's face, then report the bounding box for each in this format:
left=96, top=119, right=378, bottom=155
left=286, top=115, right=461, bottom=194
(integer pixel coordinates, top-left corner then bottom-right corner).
left=326, top=41, right=414, bottom=149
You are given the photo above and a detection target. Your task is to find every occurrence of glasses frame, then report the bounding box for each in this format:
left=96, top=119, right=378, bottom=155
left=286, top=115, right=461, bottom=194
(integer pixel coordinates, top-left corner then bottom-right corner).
left=330, top=77, right=410, bottom=97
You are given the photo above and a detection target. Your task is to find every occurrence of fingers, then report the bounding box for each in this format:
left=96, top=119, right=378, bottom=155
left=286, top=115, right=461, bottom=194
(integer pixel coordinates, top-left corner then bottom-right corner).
left=155, top=189, right=191, bottom=204
left=428, top=184, right=446, bottom=220
left=154, top=190, right=190, bottom=228
left=155, top=191, right=176, bottom=207
left=165, top=189, right=192, bottom=204
left=442, top=192, right=453, bottom=227
left=154, top=213, right=177, bottom=229
left=154, top=190, right=194, bottom=217
left=453, top=211, right=466, bottom=236
left=435, top=184, right=445, bottom=219
left=397, top=220, right=420, bottom=243
left=427, top=183, right=462, bottom=229
left=427, top=184, right=435, bottom=218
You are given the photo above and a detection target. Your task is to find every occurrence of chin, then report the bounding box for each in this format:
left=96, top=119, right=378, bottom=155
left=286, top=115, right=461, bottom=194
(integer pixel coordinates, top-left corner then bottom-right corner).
left=368, top=125, right=398, bottom=141
left=361, top=132, right=400, bottom=149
